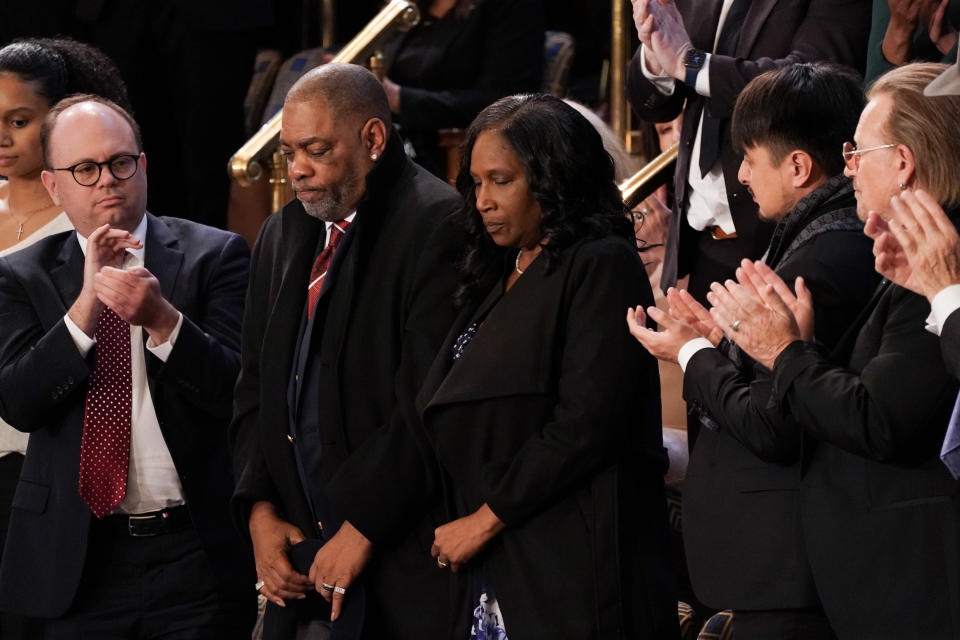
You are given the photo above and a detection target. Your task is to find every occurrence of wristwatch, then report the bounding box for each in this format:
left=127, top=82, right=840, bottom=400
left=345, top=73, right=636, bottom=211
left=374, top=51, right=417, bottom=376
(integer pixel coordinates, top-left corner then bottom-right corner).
left=683, top=48, right=707, bottom=87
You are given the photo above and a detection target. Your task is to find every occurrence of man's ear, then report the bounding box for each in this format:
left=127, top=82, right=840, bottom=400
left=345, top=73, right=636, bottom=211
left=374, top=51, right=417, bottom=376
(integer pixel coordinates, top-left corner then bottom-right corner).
left=362, top=118, right=388, bottom=161
left=40, top=170, right=61, bottom=207
left=895, top=143, right=916, bottom=189
left=787, top=150, right=814, bottom=188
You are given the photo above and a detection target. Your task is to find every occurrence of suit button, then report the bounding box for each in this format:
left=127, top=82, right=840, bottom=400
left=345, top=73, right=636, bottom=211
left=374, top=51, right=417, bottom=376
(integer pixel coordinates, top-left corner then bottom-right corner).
left=287, top=434, right=295, bottom=444
left=50, top=391, right=58, bottom=400
left=66, top=376, right=74, bottom=385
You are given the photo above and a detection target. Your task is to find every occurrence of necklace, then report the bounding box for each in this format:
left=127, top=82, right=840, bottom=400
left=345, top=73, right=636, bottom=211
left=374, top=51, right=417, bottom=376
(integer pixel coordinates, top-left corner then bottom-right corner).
left=6, top=201, right=55, bottom=241
left=515, top=249, right=525, bottom=275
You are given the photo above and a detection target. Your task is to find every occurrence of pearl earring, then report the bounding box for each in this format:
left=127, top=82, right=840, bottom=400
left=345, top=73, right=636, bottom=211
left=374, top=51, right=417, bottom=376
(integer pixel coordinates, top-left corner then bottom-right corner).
left=371, top=153, right=378, bottom=161
left=899, top=182, right=906, bottom=190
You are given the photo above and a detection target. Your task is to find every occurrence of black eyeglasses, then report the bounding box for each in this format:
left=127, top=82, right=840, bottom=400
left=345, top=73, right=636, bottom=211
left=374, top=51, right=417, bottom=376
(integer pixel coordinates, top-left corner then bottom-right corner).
left=53, top=153, right=141, bottom=186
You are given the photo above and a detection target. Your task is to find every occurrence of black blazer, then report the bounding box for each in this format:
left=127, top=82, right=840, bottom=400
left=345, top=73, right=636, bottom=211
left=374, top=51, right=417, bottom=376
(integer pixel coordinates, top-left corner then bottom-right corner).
left=418, top=237, right=678, bottom=639
left=0, top=215, right=253, bottom=618
left=626, top=0, right=871, bottom=290
left=230, top=135, right=464, bottom=637
left=772, top=283, right=960, bottom=638
left=681, top=180, right=881, bottom=610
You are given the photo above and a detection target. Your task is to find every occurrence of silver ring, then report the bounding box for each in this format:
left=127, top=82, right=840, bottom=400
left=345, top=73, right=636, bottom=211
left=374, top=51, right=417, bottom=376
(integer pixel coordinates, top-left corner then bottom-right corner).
left=320, top=582, right=335, bottom=593
left=333, top=585, right=347, bottom=595
left=255, top=580, right=265, bottom=592
left=731, top=319, right=742, bottom=332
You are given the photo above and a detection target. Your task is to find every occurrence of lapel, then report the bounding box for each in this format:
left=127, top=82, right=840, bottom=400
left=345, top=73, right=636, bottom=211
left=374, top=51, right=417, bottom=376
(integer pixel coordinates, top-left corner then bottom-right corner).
left=267, top=205, right=324, bottom=406
left=423, top=254, right=558, bottom=411
left=737, top=0, right=780, bottom=57
left=143, top=214, right=184, bottom=306
left=829, top=278, right=892, bottom=364
left=686, top=0, right=726, bottom=50
left=50, top=233, right=84, bottom=311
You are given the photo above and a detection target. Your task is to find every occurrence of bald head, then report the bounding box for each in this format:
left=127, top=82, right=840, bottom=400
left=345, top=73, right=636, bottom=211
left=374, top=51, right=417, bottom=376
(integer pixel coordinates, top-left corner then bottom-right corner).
left=286, top=63, right=391, bottom=130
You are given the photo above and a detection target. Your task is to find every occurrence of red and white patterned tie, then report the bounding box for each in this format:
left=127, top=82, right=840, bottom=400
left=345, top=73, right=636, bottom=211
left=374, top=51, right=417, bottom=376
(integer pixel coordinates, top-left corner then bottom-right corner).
left=307, top=220, right=349, bottom=319
left=78, top=307, right=132, bottom=519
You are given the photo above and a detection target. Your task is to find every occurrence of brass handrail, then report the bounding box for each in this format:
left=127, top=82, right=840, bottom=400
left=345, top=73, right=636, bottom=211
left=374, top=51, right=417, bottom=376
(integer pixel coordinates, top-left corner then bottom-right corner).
left=610, top=0, right=630, bottom=144
left=228, top=0, right=421, bottom=186
left=619, top=142, right=679, bottom=208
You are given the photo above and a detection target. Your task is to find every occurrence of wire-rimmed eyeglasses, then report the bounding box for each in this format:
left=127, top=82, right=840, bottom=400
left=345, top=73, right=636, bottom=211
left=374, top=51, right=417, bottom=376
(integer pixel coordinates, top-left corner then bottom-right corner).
left=841, top=141, right=896, bottom=171
left=52, top=153, right=141, bottom=186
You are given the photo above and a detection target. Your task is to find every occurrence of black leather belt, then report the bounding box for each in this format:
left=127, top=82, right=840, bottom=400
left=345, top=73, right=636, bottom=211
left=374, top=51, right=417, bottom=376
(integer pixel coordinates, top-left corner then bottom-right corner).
left=100, top=504, right=192, bottom=537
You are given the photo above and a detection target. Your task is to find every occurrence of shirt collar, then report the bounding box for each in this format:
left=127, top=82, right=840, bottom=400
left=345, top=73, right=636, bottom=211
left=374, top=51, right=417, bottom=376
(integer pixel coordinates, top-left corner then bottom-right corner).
left=76, top=213, right=148, bottom=263
left=324, top=211, right=357, bottom=234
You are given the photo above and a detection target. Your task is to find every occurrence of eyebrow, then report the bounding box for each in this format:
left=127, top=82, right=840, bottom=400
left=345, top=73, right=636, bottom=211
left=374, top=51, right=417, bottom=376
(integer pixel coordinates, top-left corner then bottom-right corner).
left=2, top=106, right=37, bottom=118
left=57, top=152, right=140, bottom=166
left=278, top=136, right=330, bottom=149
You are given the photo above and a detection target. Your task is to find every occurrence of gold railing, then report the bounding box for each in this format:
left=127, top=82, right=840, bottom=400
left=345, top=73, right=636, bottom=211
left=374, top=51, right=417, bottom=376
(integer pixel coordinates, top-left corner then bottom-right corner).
left=228, top=0, right=421, bottom=188
left=610, top=0, right=630, bottom=144
left=619, top=142, right=678, bottom=208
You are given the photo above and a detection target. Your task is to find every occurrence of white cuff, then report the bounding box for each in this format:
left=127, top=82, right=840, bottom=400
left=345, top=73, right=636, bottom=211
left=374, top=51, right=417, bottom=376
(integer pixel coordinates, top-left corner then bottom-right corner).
left=695, top=54, right=712, bottom=96
left=640, top=46, right=677, bottom=96
left=929, top=284, right=960, bottom=336
left=146, top=312, right=183, bottom=362
left=678, top=338, right=715, bottom=372
left=64, top=314, right=96, bottom=357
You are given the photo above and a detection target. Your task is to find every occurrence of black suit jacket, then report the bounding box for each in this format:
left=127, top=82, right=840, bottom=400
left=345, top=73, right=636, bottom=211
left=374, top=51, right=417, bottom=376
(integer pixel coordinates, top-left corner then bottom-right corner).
left=0, top=214, right=253, bottom=618
left=626, top=0, right=871, bottom=290
left=418, top=237, right=677, bottom=639
left=230, top=136, right=464, bottom=637
left=681, top=179, right=881, bottom=610
left=772, top=283, right=960, bottom=637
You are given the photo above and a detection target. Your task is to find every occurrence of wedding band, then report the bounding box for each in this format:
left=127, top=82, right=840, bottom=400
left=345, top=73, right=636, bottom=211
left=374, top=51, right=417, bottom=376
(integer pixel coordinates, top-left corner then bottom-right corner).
left=436, top=557, right=449, bottom=569
left=254, top=580, right=265, bottom=592
left=731, top=319, right=742, bottom=332
left=333, top=585, right=347, bottom=595
left=320, top=582, right=335, bottom=593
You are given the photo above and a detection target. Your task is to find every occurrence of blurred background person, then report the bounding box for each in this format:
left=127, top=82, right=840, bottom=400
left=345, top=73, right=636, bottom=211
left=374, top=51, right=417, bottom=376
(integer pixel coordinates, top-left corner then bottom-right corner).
left=707, top=62, right=960, bottom=638
left=865, top=0, right=960, bottom=83
left=419, top=94, right=677, bottom=639
left=381, top=0, right=544, bottom=178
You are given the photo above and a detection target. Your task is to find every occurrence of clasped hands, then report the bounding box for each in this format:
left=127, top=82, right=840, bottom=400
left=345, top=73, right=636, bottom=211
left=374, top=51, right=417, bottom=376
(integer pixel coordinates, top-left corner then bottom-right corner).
left=249, top=502, right=373, bottom=622
left=632, top=0, right=694, bottom=81
left=626, top=259, right=814, bottom=371
left=69, top=223, right=179, bottom=343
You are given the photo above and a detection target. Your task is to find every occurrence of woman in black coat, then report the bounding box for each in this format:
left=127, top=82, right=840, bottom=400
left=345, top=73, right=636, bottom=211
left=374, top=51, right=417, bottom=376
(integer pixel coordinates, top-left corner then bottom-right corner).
left=417, top=94, right=678, bottom=639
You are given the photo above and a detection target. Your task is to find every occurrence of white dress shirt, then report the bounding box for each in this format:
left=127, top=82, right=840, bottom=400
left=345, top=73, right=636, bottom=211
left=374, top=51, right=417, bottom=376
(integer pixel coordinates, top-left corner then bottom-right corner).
left=640, top=0, right=738, bottom=234
left=63, top=215, right=185, bottom=514
left=926, top=284, right=960, bottom=335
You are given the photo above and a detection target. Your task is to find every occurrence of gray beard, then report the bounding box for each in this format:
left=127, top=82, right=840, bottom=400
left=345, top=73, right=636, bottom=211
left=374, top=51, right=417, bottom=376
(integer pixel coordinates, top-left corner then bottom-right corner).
left=296, top=165, right=364, bottom=222
left=300, top=192, right=349, bottom=222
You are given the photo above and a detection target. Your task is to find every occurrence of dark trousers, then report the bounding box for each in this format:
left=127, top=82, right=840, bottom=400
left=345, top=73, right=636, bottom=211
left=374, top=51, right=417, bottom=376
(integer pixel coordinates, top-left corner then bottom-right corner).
left=0, top=453, right=43, bottom=640
left=733, top=608, right=837, bottom=640
left=684, top=227, right=749, bottom=306
left=44, top=520, right=251, bottom=640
